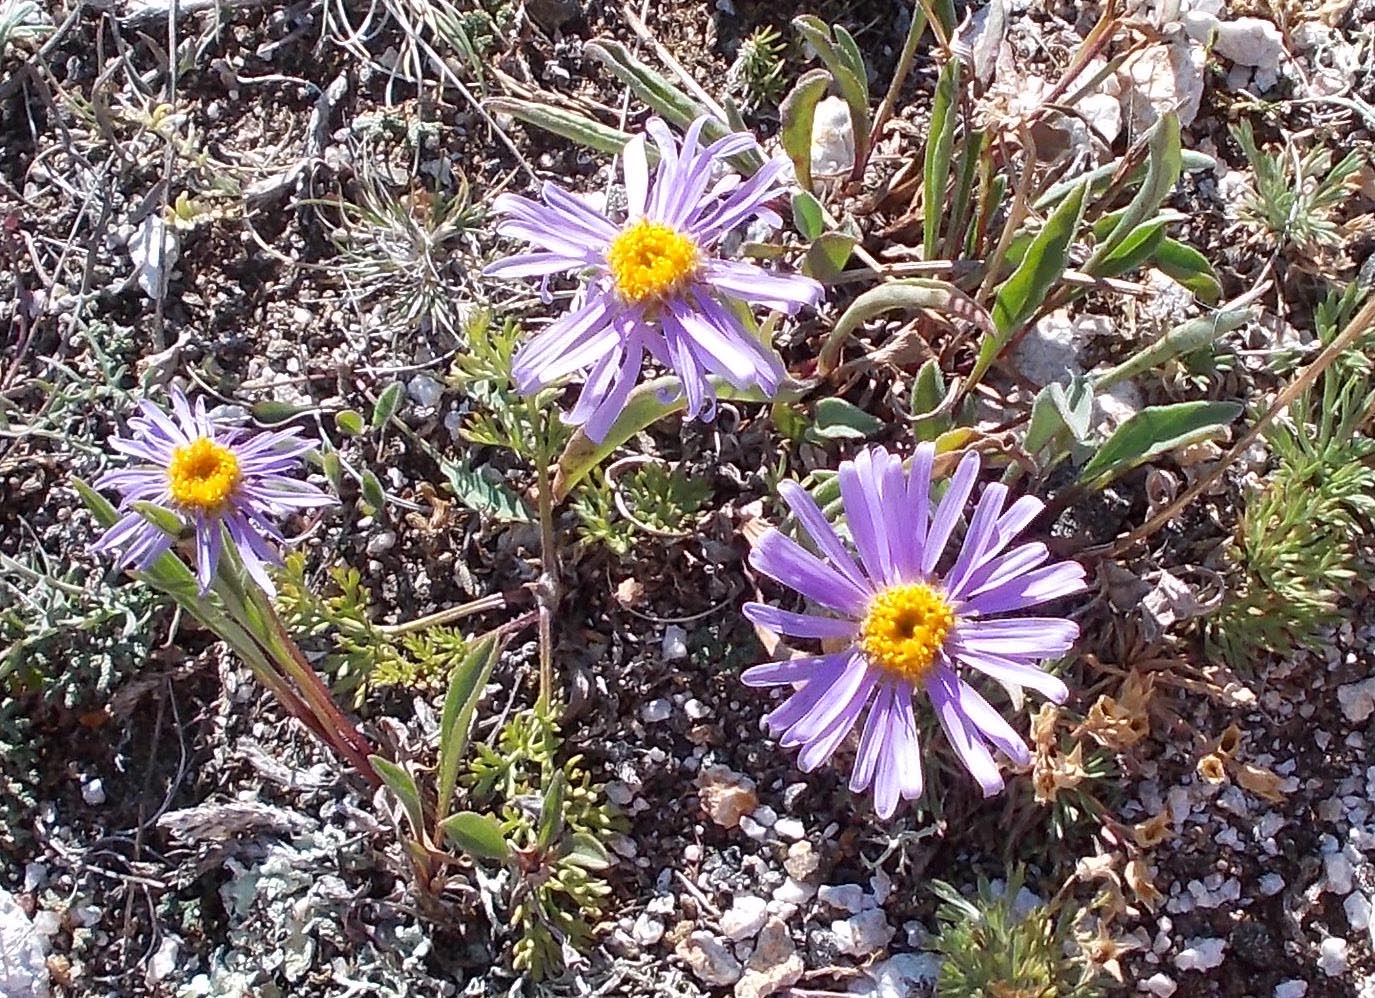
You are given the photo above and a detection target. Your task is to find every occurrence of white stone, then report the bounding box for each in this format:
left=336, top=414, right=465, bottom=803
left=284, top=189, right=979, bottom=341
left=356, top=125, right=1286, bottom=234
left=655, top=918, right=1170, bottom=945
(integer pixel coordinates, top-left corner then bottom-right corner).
left=632, top=913, right=665, bottom=946
left=147, top=935, right=180, bottom=984
left=1142, top=972, right=1178, bottom=996
left=641, top=698, right=672, bottom=723
left=739, top=815, right=768, bottom=841
left=405, top=374, right=444, bottom=409
left=860, top=953, right=941, bottom=998
left=721, top=896, right=769, bottom=941
left=81, top=778, right=106, bottom=806
left=662, top=625, right=688, bottom=661
left=773, top=878, right=815, bottom=904
left=830, top=909, right=894, bottom=957
left=1274, top=982, right=1307, bottom=998
left=774, top=818, right=805, bottom=841
left=677, top=931, right=743, bottom=986
left=809, top=96, right=855, bottom=180
left=818, top=884, right=865, bottom=914
left=1345, top=892, right=1371, bottom=933
left=1318, top=936, right=1347, bottom=977
left=0, top=888, right=50, bottom=998
left=1338, top=679, right=1375, bottom=724
left=1209, top=16, right=1286, bottom=69
left=1325, top=853, right=1354, bottom=895
left=1172, top=936, right=1226, bottom=972
left=1258, top=873, right=1285, bottom=896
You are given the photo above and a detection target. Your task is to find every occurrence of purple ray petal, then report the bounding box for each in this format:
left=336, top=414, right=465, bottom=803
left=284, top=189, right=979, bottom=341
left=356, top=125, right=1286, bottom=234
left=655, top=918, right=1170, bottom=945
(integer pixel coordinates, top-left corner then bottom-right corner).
left=749, top=528, right=870, bottom=617
left=742, top=602, right=860, bottom=640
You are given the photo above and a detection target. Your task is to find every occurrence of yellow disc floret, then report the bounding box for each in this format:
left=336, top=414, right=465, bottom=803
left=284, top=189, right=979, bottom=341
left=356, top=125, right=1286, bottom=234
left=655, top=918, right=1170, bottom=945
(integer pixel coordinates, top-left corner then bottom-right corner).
left=167, top=437, right=241, bottom=513
left=606, top=218, right=700, bottom=303
left=859, top=582, right=956, bottom=684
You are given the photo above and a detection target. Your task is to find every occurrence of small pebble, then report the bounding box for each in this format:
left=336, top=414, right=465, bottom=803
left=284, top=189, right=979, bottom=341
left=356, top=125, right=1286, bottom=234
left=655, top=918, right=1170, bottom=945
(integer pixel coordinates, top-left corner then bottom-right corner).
left=828, top=909, right=894, bottom=957
left=641, top=699, right=672, bottom=723
left=720, top=895, right=769, bottom=941
left=818, top=884, right=865, bottom=914
left=661, top=625, right=688, bottom=661
left=365, top=530, right=396, bottom=556
left=774, top=818, right=805, bottom=841
left=1318, top=937, right=1347, bottom=977
left=81, top=778, right=106, bottom=806
left=1274, top=981, right=1307, bottom=998
left=1173, top=937, right=1226, bottom=972
left=1141, top=972, right=1177, bottom=996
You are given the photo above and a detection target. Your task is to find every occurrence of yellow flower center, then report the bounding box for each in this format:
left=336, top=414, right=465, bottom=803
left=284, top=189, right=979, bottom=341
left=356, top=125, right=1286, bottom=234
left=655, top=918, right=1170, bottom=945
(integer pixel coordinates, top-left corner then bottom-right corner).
left=859, top=582, right=956, bottom=684
left=167, top=437, right=240, bottom=513
left=606, top=218, right=700, bottom=303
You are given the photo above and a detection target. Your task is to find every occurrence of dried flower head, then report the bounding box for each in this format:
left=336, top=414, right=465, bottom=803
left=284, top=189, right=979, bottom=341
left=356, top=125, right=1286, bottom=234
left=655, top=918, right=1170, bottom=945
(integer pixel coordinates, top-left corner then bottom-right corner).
left=486, top=117, right=823, bottom=441
left=742, top=444, right=1085, bottom=817
left=93, top=389, right=335, bottom=595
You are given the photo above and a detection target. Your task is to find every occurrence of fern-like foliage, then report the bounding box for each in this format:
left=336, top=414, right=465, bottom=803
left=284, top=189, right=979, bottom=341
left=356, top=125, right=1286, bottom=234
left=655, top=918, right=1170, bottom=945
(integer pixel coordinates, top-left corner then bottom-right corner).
left=930, top=868, right=1102, bottom=997
left=1207, top=283, right=1375, bottom=666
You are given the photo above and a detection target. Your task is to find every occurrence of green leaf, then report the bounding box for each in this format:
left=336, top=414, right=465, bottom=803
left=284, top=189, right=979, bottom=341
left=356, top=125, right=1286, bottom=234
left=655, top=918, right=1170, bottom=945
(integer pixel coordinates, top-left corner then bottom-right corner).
left=1077, top=400, right=1243, bottom=488
left=370, top=756, right=426, bottom=841
left=485, top=98, right=637, bottom=158
left=807, top=397, right=882, bottom=441
left=553, top=376, right=805, bottom=501
left=792, top=16, right=870, bottom=180
left=335, top=409, right=365, bottom=436
left=441, top=458, right=532, bottom=522
left=359, top=469, right=386, bottom=512
left=1086, top=217, right=1169, bottom=281
left=372, top=382, right=404, bottom=429
left=818, top=279, right=991, bottom=375
left=537, top=771, right=567, bottom=850
left=771, top=401, right=809, bottom=441
left=802, top=231, right=855, bottom=283
left=1086, top=113, right=1181, bottom=272
left=252, top=400, right=313, bottom=425
left=320, top=449, right=344, bottom=493
left=923, top=59, right=961, bottom=261
left=1025, top=376, right=1095, bottom=454
left=1092, top=308, right=1252, bottom=391
left=1152, top=238, right=1223, bottom=305
left=564, top=831, right=613, bottom=871
left=439, top=811, right=511, bottom=862
left=977, top=179, right=1088, bottom=383
left=791, top=190, right=825, bottom=242
left=779, top=69, right=831, bottom=191
left=1035, top=147, right=1214, bottom=213
left=435, top=633, right=500, bottom=823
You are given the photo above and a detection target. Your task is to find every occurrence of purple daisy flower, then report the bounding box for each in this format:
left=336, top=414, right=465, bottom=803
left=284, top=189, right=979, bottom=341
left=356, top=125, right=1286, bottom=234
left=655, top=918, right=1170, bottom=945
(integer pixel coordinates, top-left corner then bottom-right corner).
left=741, top=444, right=1086, bottom=818
left=93, top=388, right=336, bottom=596
left=485, top=116, right=824, bottom=441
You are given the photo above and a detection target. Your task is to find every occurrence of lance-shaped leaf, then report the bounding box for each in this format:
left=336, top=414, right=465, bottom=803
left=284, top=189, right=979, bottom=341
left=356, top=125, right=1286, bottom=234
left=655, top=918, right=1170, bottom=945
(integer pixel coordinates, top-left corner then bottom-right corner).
left=440, top=811, right=511, bottom=862
left=792, top=16, right=870, bottom=181
left=1085, top=113, right=1181, bottom=272
left=1077, top=400, right=1242, bottom=488
left=975, top=179, right=1088, bottom=384
left=1152, top=238, right=1223, bottom=304
left=485, top=98, right=637, bottom=158
left=818, top=279, right=992, bottom=375
left=780, top=69, right=832, bottom=191
left=923, top=58, right=961, bottom=260
left=1093, top=308, right=1252, bottom=391
left=370, top=756, right=427, bottom=842
left=435, top=632, right=501, bottom=824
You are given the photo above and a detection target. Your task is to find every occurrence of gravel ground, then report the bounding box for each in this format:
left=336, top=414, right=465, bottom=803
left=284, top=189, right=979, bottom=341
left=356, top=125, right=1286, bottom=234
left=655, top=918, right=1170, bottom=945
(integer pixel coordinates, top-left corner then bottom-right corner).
left=3, top=0, right=1375, bottom=996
